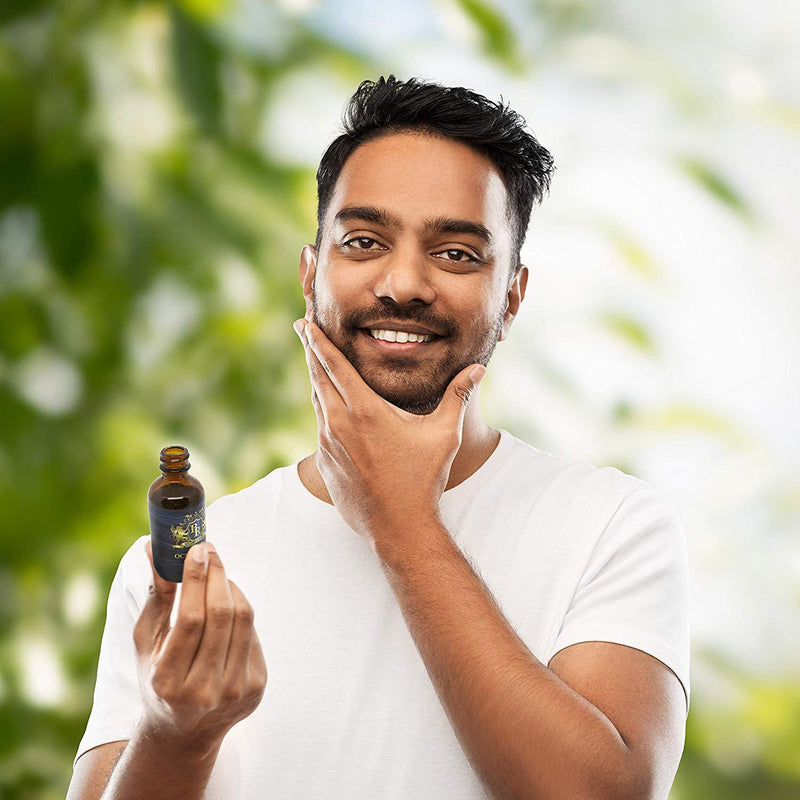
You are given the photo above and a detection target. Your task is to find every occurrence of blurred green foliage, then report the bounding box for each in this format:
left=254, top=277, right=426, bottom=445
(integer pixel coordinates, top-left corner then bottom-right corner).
left=0, top=1, right=797, bottom=798
left=0, top=2, right=376, bottom=796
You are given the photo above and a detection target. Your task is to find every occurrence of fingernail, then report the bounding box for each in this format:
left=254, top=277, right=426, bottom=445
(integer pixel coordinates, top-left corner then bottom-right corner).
left=294, top=318, right=308, bottom=340
left=190, top=543, right=208, bottom=568
left=468, top=365, right=486, bottom=384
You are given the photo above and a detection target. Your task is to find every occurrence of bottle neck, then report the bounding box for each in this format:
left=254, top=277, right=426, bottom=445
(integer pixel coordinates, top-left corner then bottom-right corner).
left=160, top=445, right=190, bottom=475
left=160, top=467, right=188, bottom=480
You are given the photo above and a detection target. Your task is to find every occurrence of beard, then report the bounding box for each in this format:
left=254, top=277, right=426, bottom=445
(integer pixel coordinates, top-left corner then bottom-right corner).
left=310, top=288, right=504, bottom=416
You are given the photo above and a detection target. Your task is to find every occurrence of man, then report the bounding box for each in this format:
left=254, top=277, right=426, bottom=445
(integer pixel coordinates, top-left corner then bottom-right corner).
left=68, top=76, right=690, bottom=800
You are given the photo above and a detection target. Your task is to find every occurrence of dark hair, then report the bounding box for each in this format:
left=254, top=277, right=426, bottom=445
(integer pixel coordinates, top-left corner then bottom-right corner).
left=314, top=75, right=555, bottom=274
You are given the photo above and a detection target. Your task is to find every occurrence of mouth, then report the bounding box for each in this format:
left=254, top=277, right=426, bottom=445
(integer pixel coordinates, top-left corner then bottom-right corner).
left=358, top=328, right=444, bottom=354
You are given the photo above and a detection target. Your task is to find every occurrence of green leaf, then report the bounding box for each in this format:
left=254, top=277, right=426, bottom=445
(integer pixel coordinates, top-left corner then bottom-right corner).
left=456, top=0, right=521, bottom=72
left=628, top=403, right=752, bottom=449
left=602, top=222, right=661, bottom=279
left=678, top=156, right=753, bottom=221
left=596, top=311, right=655, bottom=353
left=35, top=157, right=99, bottom=280
left=170, top=5, right=223, bottom=134
left=0, top=0, right=47, bottom=25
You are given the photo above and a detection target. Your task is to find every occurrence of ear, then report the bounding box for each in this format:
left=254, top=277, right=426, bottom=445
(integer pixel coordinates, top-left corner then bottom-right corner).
left=498, top=264, right=528, bottom=342
left=299, top=244, right=317, bottom=317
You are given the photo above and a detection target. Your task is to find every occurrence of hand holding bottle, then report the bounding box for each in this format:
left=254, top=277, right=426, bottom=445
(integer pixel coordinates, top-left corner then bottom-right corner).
left=132, top=539, right=268, bottom=756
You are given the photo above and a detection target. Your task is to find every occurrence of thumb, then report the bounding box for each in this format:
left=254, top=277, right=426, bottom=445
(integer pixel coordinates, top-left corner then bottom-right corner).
left=437, top=363, right=486, bottom=424
left=134, top=538, right=178, bottom=655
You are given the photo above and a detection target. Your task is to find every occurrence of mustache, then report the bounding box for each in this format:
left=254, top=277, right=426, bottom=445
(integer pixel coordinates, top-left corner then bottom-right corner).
left=340, top=301, right=456, bottom=336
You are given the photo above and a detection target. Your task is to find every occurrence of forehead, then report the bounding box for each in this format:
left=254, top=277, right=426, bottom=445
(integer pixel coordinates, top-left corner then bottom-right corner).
left=326, top=132, right=511, bottom=242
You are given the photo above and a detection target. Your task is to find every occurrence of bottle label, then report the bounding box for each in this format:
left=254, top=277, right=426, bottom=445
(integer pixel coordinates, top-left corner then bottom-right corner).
left=149, top=500, right=206, bottom=582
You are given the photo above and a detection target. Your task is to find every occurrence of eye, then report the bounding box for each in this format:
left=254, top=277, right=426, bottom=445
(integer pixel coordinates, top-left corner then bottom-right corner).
left=435, top=248, right=479, bottom=263
left=342, top=236, right=382, bottom=251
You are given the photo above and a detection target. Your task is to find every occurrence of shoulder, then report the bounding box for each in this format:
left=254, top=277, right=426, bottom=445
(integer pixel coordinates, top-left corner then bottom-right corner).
left=206, top=465, right=290, bottom=531
left=497, top=428, right=663, bottom=517
left=203, top=464, right=299, bottom=568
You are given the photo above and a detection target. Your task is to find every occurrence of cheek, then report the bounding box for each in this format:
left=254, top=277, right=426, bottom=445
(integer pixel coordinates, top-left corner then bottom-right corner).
left=310, top=274, right=361, bottom=337
left=314, top=267, right=361, bottom=307
left=467, top=282, right=505, bottom=326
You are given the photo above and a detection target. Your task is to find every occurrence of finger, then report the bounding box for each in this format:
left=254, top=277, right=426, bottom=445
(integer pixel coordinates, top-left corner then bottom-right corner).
left=304, top=325, right=343, bottom=404
left=304, top=321, right=363, bottom=411
left=158, top=541, right=210, bottom=677
left=302, top=331, right=332, bottom=427
left=222, top=580, right=255, bottom=681
left=435, top=363, right=486, bottom=427
left=133, top=539, right=178, bottom=655
left=186, top=542, right=235, bottom=685
left=309, top=385, right=325, bottom=433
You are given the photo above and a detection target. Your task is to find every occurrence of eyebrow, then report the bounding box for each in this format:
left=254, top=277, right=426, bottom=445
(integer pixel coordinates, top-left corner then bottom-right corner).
left=333, top=205, right=493, bottom=247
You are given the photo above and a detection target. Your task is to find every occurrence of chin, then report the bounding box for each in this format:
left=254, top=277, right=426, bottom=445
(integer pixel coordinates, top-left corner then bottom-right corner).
left=386, top=394, right=444, bottom=416
left=363, top=375, right=446, bottom=416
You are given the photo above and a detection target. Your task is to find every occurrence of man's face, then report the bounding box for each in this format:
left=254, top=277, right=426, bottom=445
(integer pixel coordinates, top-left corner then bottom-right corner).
left=299, top=132, right=527, bottom=415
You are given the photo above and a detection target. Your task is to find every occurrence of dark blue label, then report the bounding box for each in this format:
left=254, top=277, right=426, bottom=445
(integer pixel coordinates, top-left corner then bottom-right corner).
left=149, top=499, right=206, bottom=582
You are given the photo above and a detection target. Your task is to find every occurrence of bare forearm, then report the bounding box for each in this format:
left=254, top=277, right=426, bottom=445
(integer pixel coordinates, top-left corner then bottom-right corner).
left=101, top=718, right=222, bottom=800
left=374, top=517, right=641, bottom=800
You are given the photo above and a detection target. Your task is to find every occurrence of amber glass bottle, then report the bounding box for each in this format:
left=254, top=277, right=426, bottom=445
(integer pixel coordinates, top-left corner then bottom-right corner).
left=148, top=445, right=206, bottom=582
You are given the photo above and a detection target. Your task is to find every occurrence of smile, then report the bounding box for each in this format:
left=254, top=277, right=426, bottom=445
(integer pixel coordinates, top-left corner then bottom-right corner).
left=369, top=328, right=433, bottom=343
left=359, top=329, right=442, bottom=354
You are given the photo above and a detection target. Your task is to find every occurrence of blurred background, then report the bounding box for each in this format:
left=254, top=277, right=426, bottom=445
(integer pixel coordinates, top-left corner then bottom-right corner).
left=0, top=0, right=798, bottom=797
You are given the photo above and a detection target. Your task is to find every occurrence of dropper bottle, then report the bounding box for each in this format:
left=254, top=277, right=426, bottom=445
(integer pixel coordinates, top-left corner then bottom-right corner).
left=148, top=445, right=206, bottom=582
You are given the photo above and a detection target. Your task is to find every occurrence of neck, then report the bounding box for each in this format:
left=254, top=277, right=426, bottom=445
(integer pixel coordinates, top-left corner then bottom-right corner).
left=297, top=388, right=500, bottom=506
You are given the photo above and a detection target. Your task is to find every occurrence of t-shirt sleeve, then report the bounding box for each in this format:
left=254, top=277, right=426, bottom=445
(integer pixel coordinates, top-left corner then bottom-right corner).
left=549, top=484, right=691, bottom=709
left=73, top=535, right=150, bottom=767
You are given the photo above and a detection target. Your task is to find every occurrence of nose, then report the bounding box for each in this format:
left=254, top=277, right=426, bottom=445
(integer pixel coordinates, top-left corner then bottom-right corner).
left=371, top=246, right=436, bottom=306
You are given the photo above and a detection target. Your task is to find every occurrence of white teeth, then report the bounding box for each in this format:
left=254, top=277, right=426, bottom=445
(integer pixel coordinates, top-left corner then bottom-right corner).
left=369, top=329, right=433, bottom=343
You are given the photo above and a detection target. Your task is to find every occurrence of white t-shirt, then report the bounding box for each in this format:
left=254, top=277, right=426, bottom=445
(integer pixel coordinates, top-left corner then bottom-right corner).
left=75, top=428, right=690, bottom=799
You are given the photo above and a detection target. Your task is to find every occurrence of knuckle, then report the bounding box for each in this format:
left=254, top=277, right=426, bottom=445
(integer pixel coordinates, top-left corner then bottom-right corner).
left=253, top=665, right=268, bottom=692
left=235, top=601, right=254, bottom=624
left=190, top=688, right=216, bottom=713
left=151, top=672, right=174, bottom=702
left=221, top=682, right=243, bottom=704
left=178, top=611, right=205, bottom=634
left=249, top=675, right=267, bottom=706
left=241, top=675, right=265, bottom=709
left=310, top=359, right=323, bottom=378
left=454, top=384, right=472, bottom=404
left=208, top=603, right=234, bottom=625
